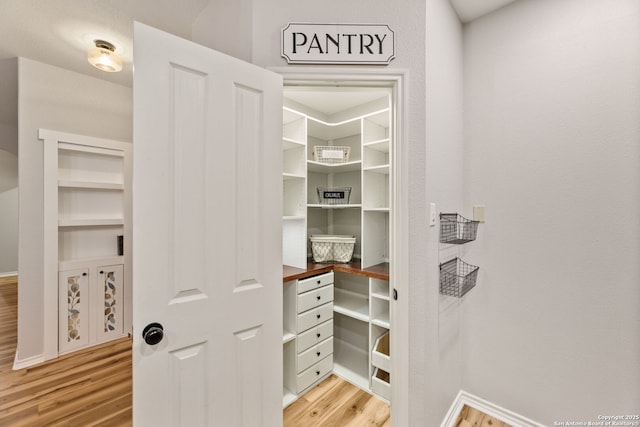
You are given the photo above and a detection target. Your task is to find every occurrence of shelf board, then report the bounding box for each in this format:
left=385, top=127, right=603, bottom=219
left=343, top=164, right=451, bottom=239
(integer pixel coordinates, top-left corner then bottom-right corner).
left=59, top=255, right=124, bottom=270
left=58, top=218, right=124, bottom=227
left=371, top=291, right=390, bottom=301
left=282, top=330, right=296, bottom=344
left=283, top=137, right=305, bottom=150
left=283, top=215, right=305, bottom=221
left=58, top=180, right=124, bottom=190
left=333, top=288, right=369, bottom=322
left=363, top=139, right=390, bottom=152
left=371, top=313, right=390, bottom=329
left=58, top=142, right=124, bottom=157
left=307, top=160, right=362, bottom=173
left=363, top=164, right=390, bottom=175
left=308, top=204, right=362, bottom=209
left=283, top=172, right=305, bottom=180
left=363, top=207, right=390, bottom=213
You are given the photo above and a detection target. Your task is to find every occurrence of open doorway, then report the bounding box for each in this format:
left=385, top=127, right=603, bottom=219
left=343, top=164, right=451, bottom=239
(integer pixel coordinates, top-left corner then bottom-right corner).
left=279, top=74, right=406, bottom=426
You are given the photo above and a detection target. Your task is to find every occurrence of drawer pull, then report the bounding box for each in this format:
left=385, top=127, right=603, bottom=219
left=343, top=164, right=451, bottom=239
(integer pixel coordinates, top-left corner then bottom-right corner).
left=317, top=280, right=321, bottom=284
left=316, top=314, right=321, bottom=319
left=317, top=351, right=321, bottom=356
left=316, top=333, right=321, bottom=338
left=316, top=370, right=320, bottom=376
left=316, top=295, right=321, bottom=300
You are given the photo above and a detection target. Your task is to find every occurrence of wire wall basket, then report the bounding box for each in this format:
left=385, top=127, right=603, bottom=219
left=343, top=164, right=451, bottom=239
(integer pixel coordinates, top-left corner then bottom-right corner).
left=439, top=257, right=479, bottom=298
left=439, top=213, right=479, bottom=244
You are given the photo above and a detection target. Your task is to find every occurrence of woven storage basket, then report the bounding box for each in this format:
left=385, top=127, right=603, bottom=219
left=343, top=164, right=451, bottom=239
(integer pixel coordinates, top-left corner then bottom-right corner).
left=310, top=234, right=356, bottom=263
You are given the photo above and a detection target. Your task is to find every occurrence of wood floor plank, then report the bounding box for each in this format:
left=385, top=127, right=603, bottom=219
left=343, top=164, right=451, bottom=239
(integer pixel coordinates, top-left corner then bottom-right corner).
left=284, top=375, right=390, bottom=427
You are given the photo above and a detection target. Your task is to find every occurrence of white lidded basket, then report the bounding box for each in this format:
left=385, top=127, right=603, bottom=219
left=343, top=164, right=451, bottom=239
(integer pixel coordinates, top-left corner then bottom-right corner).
left=310, top=234, right=356, bottom=263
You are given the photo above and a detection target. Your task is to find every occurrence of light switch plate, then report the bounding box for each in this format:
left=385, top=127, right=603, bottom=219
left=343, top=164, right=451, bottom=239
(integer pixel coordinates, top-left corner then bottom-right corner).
left=473, top=205, right=486, bottom=222
left=429, top=203, right=437, bottom=226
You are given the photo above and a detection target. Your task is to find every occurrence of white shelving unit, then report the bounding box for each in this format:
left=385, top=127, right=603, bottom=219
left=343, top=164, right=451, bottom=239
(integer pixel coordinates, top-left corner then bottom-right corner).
left=40, top=129, right=132, bottom=358
left=281, top=87, right=393, bottom=404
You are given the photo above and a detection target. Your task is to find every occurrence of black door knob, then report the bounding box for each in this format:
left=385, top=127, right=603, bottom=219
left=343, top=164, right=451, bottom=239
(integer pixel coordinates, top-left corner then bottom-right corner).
left=142, top=322, right=164, bottom=345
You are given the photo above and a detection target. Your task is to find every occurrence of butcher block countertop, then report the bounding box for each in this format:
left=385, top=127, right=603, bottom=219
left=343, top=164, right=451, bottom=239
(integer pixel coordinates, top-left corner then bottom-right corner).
left=283, top=261, right=390, bottom=282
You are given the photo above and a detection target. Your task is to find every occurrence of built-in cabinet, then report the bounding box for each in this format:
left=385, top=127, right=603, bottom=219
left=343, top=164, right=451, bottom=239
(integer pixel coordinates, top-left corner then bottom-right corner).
left=282, top=88, right=393, bottom=406
left=41, top=129, right=132, bottom=357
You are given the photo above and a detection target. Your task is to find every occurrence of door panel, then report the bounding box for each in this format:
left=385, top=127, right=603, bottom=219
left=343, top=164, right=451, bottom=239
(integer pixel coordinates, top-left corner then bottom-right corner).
left=133, top=22, right=282, bottom=427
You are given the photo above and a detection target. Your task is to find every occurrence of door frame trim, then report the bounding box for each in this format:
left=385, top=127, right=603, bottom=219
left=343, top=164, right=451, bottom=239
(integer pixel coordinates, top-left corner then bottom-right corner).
left=271, top=67, right=410, bottom=426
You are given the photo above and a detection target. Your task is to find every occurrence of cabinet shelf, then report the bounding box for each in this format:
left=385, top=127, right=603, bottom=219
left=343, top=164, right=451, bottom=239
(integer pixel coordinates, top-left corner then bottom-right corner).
left=363, top=165, right=390, bottom=175
left=58, top=218, right=124, bottom=227
left=283, top=173, right=305, bottom=181
left=307, top=160, right=362, bottom=173
left=283, top=137, right=305, bottom=150
left=364, top=139, right=390, bottom=152
left=58, top=180, right=124, bottom=190
left=308, top=204, right=362, bottom=210
left=371, top=313, right=390, bottom=329
left=333, top=288, right=369, bottom=322
left=282, top=330, right=296, bottom=344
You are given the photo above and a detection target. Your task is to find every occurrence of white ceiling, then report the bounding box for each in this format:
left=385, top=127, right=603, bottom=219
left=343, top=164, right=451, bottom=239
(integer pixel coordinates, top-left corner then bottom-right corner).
left=450, top=0, right=517, bottom=23
left=0, top=0, right=211, bottom=87
left=0, top=0, right=516, bottom=89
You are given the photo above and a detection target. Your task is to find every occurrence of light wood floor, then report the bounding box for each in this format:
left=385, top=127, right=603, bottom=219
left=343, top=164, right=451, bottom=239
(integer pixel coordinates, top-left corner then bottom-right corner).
left=0, top=276, right=132, bottom=426
left=1, top=276, right=390, bottom=426
left=284, top=374, right=390, bottom=427
left=455, top=404, right=513, bottom=427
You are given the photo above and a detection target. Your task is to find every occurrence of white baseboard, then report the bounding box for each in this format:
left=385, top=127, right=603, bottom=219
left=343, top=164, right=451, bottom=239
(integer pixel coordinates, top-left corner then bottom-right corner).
left=12, top=350, right=45, bottom=370
left=0, top=271, right=18, bottom=278
left=441, top=390, right=545, bottom=427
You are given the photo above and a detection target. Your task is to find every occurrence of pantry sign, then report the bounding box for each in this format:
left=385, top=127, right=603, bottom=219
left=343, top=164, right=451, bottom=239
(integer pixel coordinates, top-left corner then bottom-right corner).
left=281, top=23, right=395, bottom=65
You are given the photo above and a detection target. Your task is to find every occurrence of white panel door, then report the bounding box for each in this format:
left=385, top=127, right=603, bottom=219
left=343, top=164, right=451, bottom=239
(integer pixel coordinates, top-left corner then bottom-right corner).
left=133, top=22, right=282, bottom=427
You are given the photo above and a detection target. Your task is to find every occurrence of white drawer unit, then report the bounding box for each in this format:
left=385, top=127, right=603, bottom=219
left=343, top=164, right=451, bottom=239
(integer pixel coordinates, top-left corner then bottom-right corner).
left=297, top=302, right=334, bottom=333
left=297, top=284, right=334, bottom=314
left=297, top=337, right=333, bottom=373
left=296, top=354, right=333, bottom=394
left=297, top=319, right=333, bottom=353
left=297, top=271, right=334, bottom=294
left=283, top=271, right=336, bottom=407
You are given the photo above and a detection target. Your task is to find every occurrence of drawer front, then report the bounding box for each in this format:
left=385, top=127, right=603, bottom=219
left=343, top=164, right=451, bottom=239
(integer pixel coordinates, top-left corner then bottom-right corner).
left=297, top=319, right=333, bottom=353
left=297, top=302, right=333, bottom=333
left=297, top=337, right=333, bottom=373
left=297, top=272, right=334, bottom=294
left=296, top=354, right=333, bottom=394
left=297, top=284, right=334, bottom=314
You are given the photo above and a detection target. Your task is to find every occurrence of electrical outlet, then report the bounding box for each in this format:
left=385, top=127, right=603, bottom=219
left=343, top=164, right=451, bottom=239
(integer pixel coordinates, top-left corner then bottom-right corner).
left=429, top=203, right=437, bottom=226
left=473, top=205, right=486, bottom=222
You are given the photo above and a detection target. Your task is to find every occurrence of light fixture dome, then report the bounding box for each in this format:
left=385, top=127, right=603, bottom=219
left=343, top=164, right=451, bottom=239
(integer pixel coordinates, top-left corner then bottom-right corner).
left=87, top=40, right=122, bottom=73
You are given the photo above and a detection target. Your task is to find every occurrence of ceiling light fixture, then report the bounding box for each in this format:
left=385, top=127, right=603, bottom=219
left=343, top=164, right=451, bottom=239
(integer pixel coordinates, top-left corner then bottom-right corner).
left=87, top=40, right=122, bottom=73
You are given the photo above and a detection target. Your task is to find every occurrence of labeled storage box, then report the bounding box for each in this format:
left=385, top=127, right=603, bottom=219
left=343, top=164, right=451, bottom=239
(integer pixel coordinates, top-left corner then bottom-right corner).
left=310, top=234, right=356, bottom=263
left=317, top=187, right=351, bottom=205
left=312, top=146, right=351, bottom=164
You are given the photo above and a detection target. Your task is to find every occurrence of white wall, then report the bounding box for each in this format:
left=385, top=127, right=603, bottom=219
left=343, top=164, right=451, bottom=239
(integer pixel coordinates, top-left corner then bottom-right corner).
left=0, top=186, right=18, bottom=274
left=426, top=0, right=466, bottom=423
left=17, top=58, right=132, bottom=364
left=462, top=0, right=640, bottom=424
left=0, top=58, right=18, bottom=156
